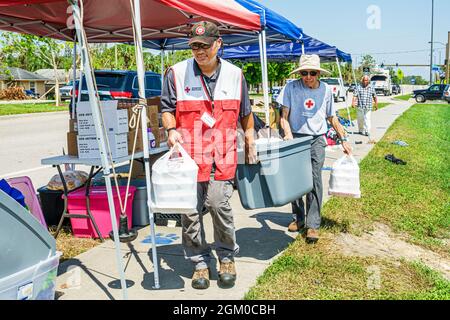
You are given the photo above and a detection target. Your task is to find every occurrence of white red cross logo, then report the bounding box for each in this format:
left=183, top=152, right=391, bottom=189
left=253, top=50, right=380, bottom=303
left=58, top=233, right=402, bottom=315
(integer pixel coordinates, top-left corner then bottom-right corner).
left=195, top=26, right=205, bottom=35
left=304, top=98, right=315, bottom=110
left=185, top=86, right=191, bottom=93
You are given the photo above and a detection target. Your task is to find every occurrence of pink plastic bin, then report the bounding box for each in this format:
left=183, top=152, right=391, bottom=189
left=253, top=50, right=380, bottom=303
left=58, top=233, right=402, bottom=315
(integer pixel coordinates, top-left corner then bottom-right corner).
left=7, top=176, right=47, bottom=228
left=66, top=186, right=136, bottom=239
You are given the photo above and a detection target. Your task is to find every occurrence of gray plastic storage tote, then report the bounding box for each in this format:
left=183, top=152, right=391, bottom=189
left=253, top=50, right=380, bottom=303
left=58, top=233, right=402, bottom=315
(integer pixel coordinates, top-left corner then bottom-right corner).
left=236, top=136, right=313, bottom=209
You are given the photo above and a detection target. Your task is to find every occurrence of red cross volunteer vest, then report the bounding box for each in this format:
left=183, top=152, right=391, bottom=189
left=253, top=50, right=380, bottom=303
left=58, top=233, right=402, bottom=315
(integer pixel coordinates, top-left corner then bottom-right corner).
left=172, top=58, right=242, bottom=182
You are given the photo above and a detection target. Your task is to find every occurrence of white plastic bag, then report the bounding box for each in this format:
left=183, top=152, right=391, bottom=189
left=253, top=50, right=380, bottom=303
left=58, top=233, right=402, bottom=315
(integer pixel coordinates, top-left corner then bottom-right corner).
left=328, top=155, right=361, bottom=198
left=150, top=143, right=199, bottom=214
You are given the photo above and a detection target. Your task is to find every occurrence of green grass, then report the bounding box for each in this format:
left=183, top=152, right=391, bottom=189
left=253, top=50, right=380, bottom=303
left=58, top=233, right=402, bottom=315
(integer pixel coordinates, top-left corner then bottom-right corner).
left=329, top=104, right=450, bottom=249
left=0, top=102, right=68, bottom=116
left=337, top=102, right=390, bottom=121
left=246, top=103, right=450, bottom=300
left=394, top=94, right=412, bottom=101
left=245, top=237, right=450, bottom=300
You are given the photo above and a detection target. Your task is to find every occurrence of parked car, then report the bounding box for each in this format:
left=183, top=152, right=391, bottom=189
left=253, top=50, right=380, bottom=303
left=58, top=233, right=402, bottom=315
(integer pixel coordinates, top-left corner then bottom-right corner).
left=442, top=84, right=450, bottom=103
left=321, top=77, right=346, bottom=102
left=271, top=87, right=282, bottom=102
left=412, top=84, right=447, bottom=103
left=60, top=80, right=79, bottom=101
left=346, top=83, right=356, bottom=93
left=392, top=84, right=401, bottom=95
left=81, top=70, right=162, bottom=99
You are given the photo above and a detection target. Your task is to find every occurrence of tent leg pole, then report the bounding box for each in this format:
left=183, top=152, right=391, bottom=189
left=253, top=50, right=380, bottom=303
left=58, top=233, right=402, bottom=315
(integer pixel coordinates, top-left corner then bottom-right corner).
left=336, top=57, right=352, bottom=135
left=72, top=2, right=128, bottom=300
left=259, top=30, right=270, bottom=127
left=352, top=65, right=359, bottom=131
left=71, top=36, right=77, bottom=120
left=132, top=0, right=160, bottom=289
left=160, top=49, right=164, bottom=89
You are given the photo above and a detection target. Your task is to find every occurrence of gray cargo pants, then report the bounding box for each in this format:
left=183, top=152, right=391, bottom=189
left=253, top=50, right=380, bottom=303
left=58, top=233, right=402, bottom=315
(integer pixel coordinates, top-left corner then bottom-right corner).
left=291, top=134, right=327, bottom=230
left=181, top=180, right=239, bottom=270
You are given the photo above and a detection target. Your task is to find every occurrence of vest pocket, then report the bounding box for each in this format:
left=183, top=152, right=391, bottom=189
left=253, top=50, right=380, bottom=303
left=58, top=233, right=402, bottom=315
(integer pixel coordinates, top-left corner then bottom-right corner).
left=220, top=102, right=239, bottom=127
left=177, top=103, right=202, bottom=128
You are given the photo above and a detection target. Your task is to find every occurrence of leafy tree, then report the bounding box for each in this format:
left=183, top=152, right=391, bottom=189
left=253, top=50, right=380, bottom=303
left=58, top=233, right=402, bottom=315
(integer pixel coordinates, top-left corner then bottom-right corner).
left=0, top=33, right=71, bottom=105
left=361, top=54, right=376, bottom=69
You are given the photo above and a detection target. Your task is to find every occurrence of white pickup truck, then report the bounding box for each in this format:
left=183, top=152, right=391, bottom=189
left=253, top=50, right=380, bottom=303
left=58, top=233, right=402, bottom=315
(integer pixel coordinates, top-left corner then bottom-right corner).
left=321, top=77, right=346, bottom=102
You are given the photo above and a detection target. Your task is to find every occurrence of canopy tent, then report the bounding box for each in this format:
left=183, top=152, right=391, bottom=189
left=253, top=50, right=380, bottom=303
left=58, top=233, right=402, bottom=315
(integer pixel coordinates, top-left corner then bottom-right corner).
left=141, top=0, right=303, bottom=50
left=222, top=42, right=352, bottom=62
left=141, top=0, right=304, bottom=126
left=0, top=0, right=261, bottom=41
left=0, top=0, right=263, bottom=300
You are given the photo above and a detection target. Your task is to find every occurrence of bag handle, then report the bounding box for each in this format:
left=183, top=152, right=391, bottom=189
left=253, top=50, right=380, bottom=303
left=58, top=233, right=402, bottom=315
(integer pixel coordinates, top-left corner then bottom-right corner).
left=334, top=155, right=358, bottom=168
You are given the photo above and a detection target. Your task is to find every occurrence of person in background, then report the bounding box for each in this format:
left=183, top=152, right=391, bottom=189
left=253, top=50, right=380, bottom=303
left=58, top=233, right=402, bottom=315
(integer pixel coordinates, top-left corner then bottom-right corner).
left=161, top=21, right=256, bottom=290
left=277, top=54, right=352, bottom=244
left=352, top=75, right=378, bottom=136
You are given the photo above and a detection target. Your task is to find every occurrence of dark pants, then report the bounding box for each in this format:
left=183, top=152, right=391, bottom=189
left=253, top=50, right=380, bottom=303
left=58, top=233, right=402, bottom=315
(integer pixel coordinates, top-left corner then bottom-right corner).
left=291, top=134, right=327, bottom=230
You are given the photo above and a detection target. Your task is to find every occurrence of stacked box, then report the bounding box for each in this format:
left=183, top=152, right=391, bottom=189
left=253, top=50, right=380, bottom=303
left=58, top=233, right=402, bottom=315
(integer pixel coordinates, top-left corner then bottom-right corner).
left=75, top=100, right=129, bottom=159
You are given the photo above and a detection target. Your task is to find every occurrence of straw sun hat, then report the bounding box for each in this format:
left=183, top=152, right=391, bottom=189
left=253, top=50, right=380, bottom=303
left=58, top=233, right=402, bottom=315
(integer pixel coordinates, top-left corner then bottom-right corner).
left=289, top=54, right=331, bottom=75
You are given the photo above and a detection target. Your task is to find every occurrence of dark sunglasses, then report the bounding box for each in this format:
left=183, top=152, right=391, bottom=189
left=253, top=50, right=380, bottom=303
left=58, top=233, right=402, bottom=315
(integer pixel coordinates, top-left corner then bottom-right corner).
left=190, top=43, right=212, bottom=50
left=300, top=70, right=319, bottom=77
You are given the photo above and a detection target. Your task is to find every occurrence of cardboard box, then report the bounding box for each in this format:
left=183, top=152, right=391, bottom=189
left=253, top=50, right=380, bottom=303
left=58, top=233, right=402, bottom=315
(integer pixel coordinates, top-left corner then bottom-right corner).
left=76, top=100, right=129, bottom=136
left=128, top=129, right=143, bottom=154
left=146, top=96, right=161, bottom=112
left=252, top=106, right=280, bottom=129
left=147, top=105, right=159, bottom=128
left=77, top=133, right=128, bottom=159
left=159, top=127, right=168, bottom=143
left=69, top=119, right=78, bottom=133
left=67, top=132, right=78, bottom=156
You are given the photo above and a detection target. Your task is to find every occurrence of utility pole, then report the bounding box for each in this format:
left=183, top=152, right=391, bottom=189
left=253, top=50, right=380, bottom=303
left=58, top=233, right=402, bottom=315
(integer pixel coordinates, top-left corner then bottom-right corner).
left=446, top=32, right=450, bottom=84
left=429, top=0, right=434, bottom=85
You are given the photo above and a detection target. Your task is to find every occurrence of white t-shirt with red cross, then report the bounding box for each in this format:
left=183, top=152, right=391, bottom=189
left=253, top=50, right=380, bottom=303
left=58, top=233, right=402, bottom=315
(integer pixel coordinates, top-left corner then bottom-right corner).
left=276, top=79, right=335, bottom=135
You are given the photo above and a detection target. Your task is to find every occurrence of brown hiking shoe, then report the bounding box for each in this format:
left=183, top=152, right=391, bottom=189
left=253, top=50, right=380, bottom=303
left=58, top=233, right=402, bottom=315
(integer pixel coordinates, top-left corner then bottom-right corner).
left=288, top=220, right=305, bottom=232
left=218, top=261, right=236, bottom=288
left=191, top=268, right=210, bottom=290
left=306, top=229, right=319, bottom=244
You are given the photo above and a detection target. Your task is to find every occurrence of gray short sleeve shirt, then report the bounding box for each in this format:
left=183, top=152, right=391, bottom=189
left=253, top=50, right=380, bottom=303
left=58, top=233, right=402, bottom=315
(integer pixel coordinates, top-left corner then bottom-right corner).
left=276, top=79, right=335, bottom=135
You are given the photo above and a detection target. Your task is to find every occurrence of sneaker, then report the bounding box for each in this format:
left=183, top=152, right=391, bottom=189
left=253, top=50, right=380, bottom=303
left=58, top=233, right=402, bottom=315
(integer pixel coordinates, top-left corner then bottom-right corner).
left=305, top=229, right=319, bottom=244
left=191, top=268, right=210, bottom=290
left=218, top=261, right=236, bottom=288
left=287, top=220, right=305, bottom=232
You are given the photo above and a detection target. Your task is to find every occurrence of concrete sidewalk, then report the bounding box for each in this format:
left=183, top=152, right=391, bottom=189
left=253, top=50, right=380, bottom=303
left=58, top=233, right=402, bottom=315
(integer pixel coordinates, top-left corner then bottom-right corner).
left=55, top=98, right=414, bottom=300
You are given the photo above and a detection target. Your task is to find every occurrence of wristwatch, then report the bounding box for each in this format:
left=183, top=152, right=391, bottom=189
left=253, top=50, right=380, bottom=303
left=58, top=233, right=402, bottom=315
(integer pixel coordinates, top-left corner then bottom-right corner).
left=338, top=136, right=349, bottom=143
left=167, top=127, right=177, bottom=133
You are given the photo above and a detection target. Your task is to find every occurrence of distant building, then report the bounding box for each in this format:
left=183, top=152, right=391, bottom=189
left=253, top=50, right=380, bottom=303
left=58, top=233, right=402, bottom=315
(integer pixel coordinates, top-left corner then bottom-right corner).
left=35, top=69, right=81, bottom=85
left=0, top=67, right=49, bottom=97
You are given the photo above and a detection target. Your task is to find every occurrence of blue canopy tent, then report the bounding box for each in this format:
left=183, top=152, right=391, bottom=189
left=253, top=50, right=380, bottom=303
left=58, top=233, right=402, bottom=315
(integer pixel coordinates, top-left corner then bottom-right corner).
left=220, top=32, right=356, bottom=131
left=142, top=0, right=305, bottom=124
left=222, top=42, right=352, bottom=63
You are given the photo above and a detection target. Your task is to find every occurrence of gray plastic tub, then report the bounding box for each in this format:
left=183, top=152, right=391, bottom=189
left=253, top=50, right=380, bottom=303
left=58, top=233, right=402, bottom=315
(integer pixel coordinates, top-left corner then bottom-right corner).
left=236, top=136, right=313, bottom=209
left=0, top=189, right=60, bottom=300
left=0, top=189, right=56, bottom=279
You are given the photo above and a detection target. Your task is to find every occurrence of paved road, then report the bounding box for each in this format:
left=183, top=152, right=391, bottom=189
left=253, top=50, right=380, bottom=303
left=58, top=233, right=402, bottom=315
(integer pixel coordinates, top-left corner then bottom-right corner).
left=0, top=111, right=69, bottom=188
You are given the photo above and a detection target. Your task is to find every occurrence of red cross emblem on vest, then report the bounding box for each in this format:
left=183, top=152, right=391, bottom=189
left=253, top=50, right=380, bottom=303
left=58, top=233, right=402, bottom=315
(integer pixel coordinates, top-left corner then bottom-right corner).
left=185, top=86, right=191, bottom=93
left=304, top=98, right=315, bottom=110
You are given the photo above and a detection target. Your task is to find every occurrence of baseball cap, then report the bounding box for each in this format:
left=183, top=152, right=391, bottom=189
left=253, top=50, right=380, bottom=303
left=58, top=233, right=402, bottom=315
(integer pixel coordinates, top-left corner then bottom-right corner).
left=188, top=21, right=220, bottom=45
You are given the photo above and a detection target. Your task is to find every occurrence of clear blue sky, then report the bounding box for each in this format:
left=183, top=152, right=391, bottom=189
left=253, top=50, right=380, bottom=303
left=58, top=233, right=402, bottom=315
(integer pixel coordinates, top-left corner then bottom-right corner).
left=258, top=0, right=450, bottom=79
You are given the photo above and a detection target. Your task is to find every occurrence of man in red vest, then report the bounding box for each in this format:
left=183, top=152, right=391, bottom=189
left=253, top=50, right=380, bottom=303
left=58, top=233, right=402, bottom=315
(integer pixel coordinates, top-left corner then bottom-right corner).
left=161, top=21, right=256, bottom=290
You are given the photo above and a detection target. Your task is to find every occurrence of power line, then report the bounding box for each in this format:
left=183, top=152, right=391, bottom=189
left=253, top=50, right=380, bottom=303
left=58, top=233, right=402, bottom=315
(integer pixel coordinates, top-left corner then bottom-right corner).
left=351, top=47, right=446, bottom=56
